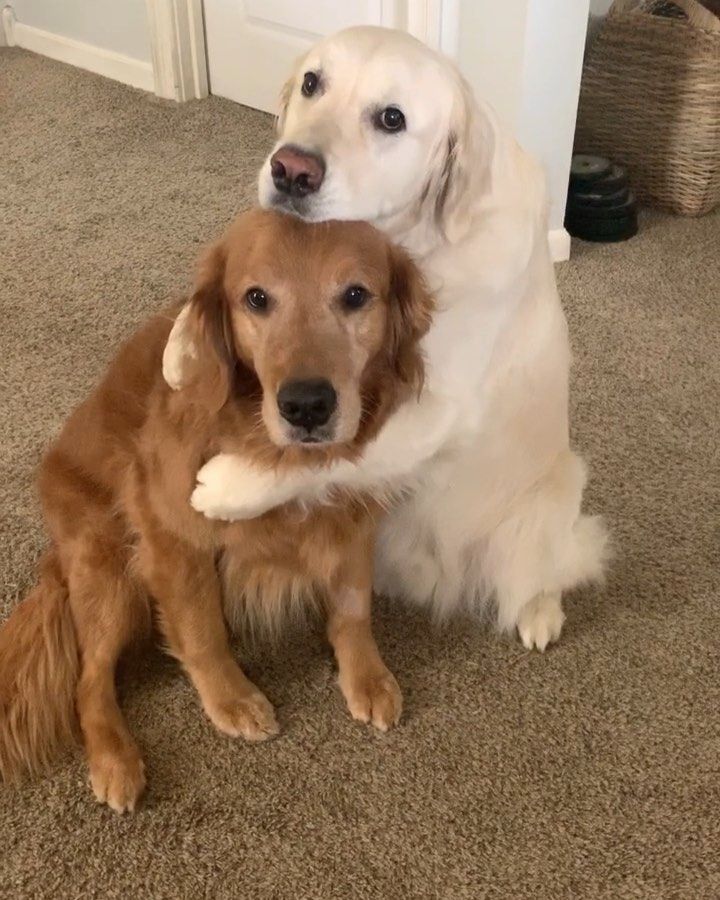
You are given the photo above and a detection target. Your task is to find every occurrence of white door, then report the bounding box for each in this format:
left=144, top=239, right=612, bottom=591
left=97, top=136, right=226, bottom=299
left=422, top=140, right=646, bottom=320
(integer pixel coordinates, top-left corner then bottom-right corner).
left=203, top=0, right=451, bottom=113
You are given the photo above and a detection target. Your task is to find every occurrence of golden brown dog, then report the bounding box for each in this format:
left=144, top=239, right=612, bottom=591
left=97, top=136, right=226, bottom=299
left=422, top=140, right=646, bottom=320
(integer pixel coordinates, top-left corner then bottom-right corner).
left=0, top=208, right=433, bottom=812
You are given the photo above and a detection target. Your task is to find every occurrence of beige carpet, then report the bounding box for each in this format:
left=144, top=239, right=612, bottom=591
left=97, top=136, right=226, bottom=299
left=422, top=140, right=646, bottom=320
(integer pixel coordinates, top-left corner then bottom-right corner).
left=1, top=48, right=719, bottom=900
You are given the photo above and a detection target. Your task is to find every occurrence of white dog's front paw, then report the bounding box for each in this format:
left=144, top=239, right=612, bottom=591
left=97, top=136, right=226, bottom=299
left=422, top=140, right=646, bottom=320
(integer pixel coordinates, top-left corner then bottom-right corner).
left=163, top=304, right=197, bottom=390
left=517, top=592, right=565, bottom=652
left=191, top=483, right=244, bottom=522
left=191, top=454, right=284, bottom=521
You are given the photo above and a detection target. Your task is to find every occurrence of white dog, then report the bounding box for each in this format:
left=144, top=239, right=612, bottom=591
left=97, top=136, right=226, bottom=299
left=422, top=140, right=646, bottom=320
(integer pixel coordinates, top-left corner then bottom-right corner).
left=164, top=26, right=608, bottom=650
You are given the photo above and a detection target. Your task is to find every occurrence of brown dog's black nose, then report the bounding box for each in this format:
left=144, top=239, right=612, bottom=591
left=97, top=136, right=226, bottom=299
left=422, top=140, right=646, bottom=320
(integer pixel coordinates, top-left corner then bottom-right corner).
left=270, top=145, right=325, bottom=197
left=277, top=379, right=336, bottom=430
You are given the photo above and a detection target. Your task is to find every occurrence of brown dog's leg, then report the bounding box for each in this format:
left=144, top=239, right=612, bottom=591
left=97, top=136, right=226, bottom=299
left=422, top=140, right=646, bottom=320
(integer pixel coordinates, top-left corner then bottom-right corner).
left=326, top=526, right=402, bottom=732
left=67, top=533, right=149, bottom=814
left=137, top=531, right=278, bottom=742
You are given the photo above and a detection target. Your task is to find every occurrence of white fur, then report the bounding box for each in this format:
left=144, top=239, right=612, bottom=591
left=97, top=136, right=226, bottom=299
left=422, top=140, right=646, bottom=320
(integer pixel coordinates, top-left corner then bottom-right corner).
left=170, top=27, right=609, bottom=648
left=517, top=592, right=565, bottom=652
left=163, top=303, right=195, bottom=390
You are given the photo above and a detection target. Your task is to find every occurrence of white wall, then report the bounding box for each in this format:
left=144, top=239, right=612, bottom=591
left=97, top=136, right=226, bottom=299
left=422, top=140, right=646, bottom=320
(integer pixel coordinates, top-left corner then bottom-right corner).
left=456, top=0, right=589, bottom=242
left=517, top=0, right=589, bottom=233
left=456, top=3, right=530, bottom=129
left=8, top=0, right=151, bottom=62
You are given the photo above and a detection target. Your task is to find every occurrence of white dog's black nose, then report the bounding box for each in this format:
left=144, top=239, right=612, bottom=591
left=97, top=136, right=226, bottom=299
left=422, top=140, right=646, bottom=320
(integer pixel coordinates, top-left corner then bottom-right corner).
left=277, top=378, right=337, bottom=430
left=270, top=145, right=325, bottom=197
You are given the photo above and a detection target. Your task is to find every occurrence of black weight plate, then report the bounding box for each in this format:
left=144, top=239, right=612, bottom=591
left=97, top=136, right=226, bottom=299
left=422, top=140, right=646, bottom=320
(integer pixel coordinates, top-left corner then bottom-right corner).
left=568, top=185, right=630, bottom=210
left=574, top=164, right=629, bottom=197
left=570, top=154, right=612, bottom=186
left=568, top=192, right=636, bottom=220
left=565, top=211, right=638, bottom=242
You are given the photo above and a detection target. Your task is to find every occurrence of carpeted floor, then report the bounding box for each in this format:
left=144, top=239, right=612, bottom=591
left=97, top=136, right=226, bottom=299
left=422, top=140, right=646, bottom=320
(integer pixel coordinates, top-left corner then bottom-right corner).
left=1, top=48, right=719, bottom=900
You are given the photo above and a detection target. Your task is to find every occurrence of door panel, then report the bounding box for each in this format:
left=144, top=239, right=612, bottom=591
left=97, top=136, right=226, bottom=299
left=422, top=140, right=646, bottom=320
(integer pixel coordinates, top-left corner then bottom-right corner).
left=204, top=0, right=402, bottom=113
left=245, top=0, right=388, bottom=38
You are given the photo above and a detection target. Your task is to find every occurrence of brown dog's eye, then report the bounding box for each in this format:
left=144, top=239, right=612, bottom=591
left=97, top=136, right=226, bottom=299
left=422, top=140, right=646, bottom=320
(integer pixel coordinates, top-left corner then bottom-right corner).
left=301, top=72, right=319, bottom=97
left=245, top=287, right=269, bottom=312
left=342, top=285, right=370, bottom=311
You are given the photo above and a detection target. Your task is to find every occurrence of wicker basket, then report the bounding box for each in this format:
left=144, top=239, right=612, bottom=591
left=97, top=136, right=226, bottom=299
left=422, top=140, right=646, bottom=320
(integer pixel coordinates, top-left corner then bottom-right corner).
left=576, top=3, right=720, bottom=216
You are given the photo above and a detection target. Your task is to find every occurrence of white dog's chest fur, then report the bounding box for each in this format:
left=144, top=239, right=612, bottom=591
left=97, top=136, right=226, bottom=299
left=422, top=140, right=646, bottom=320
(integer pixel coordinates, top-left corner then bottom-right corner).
left=384, top=203, right=569, bottom=487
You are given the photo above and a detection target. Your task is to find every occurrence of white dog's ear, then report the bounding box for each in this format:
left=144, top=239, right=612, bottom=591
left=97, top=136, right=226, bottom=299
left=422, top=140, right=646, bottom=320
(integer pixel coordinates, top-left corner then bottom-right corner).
left=276, top=75, right=294, bottom=133
left=430, top=74, right=495, bottom=244
left=276, top=52, right=309, bottom=133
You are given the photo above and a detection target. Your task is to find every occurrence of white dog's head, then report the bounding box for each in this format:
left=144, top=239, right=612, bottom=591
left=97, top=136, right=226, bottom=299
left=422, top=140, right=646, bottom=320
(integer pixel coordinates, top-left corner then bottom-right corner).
left=258, top=27, right=493, bottom=242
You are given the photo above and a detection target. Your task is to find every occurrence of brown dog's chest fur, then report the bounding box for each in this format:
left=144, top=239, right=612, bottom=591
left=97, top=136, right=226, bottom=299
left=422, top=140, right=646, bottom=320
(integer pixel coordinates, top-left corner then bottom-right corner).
left=41, top=310, right=378, bottom=630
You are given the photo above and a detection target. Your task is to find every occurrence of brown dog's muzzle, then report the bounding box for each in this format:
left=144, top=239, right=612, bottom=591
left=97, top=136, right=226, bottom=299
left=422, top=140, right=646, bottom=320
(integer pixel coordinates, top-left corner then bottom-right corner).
left=276, top=378, right=338, bottom=442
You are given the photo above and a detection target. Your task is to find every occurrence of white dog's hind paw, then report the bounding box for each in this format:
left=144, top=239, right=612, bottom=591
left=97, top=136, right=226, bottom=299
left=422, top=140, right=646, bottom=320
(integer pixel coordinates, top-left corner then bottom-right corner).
left=517, top=592, right=565, bottom=652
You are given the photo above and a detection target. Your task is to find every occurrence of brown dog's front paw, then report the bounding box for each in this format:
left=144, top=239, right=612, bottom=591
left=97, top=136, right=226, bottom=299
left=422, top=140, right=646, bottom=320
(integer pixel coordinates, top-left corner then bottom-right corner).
left=89, top=746, right=146, bottom=814
left=206, top=690, right=280, bottom=742
left=339, top=668, right=402, bottom=732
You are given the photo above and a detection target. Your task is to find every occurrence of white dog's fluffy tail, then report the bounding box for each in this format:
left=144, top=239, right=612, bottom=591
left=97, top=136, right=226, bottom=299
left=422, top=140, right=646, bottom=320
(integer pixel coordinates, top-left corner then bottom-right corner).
left=563, top=512, right=610, bottom=592
left=375, top=449, right=610, bottom=631
left=487, top=452, right=611, bottom=632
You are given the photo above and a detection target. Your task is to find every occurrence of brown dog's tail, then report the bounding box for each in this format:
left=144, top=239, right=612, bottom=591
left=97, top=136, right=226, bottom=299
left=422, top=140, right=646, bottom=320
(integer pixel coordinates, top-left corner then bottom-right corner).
left=0, top=551, right=79, bottom=782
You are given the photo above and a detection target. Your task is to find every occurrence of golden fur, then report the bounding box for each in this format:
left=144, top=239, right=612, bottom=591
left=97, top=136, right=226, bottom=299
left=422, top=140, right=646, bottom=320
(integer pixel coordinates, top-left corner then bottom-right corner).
left=0, top=208, right=433, bottom=812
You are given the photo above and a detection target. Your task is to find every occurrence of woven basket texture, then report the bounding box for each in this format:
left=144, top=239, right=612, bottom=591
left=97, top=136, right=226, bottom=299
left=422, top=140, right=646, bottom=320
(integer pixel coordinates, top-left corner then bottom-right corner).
left=576, top=5, right=720, bottom=215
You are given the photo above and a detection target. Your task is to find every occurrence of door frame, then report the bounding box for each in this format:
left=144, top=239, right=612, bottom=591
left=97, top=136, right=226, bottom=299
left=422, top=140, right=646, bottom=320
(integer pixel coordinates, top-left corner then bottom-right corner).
left=146, top=0, right=459, bottom=103
left=146, top=0, right=208, bottom=101
left=407, top=0, right=459, bottom=56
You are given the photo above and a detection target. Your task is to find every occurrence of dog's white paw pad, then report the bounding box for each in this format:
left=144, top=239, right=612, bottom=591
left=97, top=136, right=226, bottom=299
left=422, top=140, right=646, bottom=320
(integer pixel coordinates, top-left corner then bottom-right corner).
left=190, top=484, right=236, bottom=521
left=517, top=593, right=565, bottom=652
left=191, top=453, right=301, bottom=521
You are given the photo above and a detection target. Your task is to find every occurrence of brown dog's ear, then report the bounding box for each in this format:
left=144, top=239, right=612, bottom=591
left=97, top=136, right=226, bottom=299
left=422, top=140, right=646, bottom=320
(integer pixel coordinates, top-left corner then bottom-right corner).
left=185, top=242, right=237, bottom=411
left=386, top=244, right=435, bottom=394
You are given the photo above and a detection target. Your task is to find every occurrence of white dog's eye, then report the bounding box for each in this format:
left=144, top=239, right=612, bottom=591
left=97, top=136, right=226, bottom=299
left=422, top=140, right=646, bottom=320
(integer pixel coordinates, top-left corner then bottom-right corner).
left=301, top=72, right=320, bottom=97
left=376, top=106, right=406, bottom=133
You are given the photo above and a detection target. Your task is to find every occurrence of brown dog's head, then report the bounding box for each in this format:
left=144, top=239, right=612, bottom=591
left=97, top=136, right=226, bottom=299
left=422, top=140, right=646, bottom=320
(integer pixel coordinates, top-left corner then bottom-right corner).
left=186, top=209, right=433, bottom=450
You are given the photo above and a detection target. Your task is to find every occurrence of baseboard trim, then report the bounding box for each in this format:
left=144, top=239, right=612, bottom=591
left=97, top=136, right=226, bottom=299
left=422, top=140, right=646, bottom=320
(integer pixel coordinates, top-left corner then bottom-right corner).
left=549, top=227, right=571, bottom=263
left=11, top=21, right=154, bottom=92
left=1, top=5, right=16, bottom=46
